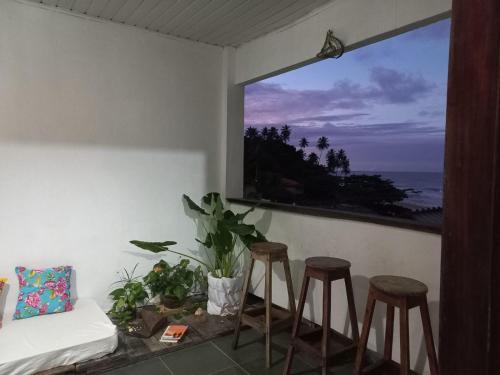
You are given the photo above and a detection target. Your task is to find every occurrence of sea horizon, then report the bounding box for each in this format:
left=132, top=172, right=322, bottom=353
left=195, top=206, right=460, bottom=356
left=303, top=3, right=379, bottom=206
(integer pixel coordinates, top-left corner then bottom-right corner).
left=352, top=170, right=444, bottom=209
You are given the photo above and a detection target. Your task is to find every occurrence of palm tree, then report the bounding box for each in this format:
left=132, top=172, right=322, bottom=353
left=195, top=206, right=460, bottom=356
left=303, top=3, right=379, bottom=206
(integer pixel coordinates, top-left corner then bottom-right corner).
left=316, top=136, right=330, bottom=163
left=268, top=127, right=279, bottom=140
left=297, top=149, right=305, bottom=160
left=337, top=149, right=351, bottom=175
left=326, top=149, right=339, bottom=174
left=245, top=127, right=259, bottom=139
left=261, top=127, right=269, bottom=140
left=299, top=137, right=309, bottom=149
left=307, top=152, right=319, bottom=165
left=280, top=125, right=291, bottom=143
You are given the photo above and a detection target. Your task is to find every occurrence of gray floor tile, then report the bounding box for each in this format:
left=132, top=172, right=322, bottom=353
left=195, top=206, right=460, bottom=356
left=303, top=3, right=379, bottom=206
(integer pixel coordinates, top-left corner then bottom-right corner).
left=161, top=342, right=236, bottom=375
left=209, top=366, right=248, bottom=375
left=213, top=329, right=291, bottom=366
left=104, top=358, right=171, bottom=375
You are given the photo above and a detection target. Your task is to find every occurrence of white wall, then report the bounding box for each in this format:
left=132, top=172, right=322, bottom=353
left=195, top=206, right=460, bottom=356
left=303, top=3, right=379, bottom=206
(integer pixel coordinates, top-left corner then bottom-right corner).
left=235, top=0, right=451, bottom=84
left=233, top=204, right=441, bottom=374
left=0, top=0, right=224, bottom=312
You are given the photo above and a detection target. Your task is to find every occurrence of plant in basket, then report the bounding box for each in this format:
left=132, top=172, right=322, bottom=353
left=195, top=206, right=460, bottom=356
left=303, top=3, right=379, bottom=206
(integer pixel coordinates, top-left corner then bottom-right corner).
left=131, top=192, right=266, bottom=315
left=143, top=258, right=204, bottom=308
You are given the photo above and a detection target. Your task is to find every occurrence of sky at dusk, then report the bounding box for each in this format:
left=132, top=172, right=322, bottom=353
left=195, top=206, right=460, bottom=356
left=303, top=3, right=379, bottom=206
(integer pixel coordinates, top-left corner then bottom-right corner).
left=244, top=19, right=451, bottom=172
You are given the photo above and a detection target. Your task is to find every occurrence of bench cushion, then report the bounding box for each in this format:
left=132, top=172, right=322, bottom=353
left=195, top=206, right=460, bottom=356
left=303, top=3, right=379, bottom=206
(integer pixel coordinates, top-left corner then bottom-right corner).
left=0, top=298, right=117, bottom=375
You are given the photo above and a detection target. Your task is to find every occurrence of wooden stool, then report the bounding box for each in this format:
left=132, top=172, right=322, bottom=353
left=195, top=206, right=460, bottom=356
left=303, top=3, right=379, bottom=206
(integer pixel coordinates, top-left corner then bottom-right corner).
left=353, top=275, right=439, bottom=375
left=232, top=242, right=296, bottom=368
left=283, top=257, right=360, bottom=375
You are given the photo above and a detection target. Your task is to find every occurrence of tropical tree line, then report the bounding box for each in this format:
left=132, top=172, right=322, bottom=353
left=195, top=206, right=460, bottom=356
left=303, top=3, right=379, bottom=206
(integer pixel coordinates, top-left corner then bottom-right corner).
left=243, top=124, right=411, bottom=218
left=245, top=125, right=350, bottom=176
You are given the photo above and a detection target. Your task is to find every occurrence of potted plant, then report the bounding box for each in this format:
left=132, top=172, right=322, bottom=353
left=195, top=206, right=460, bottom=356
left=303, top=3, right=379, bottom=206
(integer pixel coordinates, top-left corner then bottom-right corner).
left=131, top=192, right=266, bottom=316
left=108, top=265, right=148, bottom=330
left=143, top=259, right=204, bottom=308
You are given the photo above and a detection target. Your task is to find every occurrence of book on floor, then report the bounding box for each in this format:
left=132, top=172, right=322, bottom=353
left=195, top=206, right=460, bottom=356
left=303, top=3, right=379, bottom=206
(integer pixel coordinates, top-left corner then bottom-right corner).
left=160, top=325, right=188, bottom=343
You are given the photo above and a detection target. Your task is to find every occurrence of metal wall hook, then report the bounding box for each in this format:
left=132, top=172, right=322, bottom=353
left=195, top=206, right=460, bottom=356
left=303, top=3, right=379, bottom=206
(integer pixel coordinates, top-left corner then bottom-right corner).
left=316, top=29, right=344, bottom=59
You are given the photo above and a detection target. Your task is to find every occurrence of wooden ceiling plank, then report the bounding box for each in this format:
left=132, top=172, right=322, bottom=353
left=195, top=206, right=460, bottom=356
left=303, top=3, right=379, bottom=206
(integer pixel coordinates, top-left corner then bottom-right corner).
left=56, top=0, right=76, bottom=10
left=132, top=0, right=176, bottom=29
left=99, top=0, right=128, bottom=20
left=121, top=0, right=159, bottom=25
left=113, top=0, right=144, bottom=23
left=27, top=0, right=333, bottom=47
left=72, top=0, right=93, bottom=14
left=182, top=0, right=247, bottom=39
left=147, top=0, right=194, bottom=31
left=228, top=0, right=329, bottom=46
left=208, top=0, right=296, bottom=45
left=86, top=0, right=111, bottom=17
left=160, top=0, right=212, bottom=35
left=196, top=0, right=270, bottom=42
left=169, top=0, right=228, bottom=36
left=42, top=0, right=59, bottom=6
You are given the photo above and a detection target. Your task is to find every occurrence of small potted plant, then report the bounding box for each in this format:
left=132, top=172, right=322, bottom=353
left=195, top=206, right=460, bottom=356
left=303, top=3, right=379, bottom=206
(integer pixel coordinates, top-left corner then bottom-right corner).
left=108, top=265, right=148, bottom=330
left=131, top=192, right=266, bottom=316
left=143, top=259, right=204, bottom=309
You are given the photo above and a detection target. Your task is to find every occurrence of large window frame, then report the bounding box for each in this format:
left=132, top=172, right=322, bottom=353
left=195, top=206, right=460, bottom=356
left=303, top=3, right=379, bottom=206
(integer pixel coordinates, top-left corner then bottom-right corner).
left=230, top=19, right=450, bottom=235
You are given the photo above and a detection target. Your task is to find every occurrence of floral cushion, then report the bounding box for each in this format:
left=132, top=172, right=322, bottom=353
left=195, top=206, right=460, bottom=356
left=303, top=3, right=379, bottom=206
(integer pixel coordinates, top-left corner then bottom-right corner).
left=14, top=266, right=73, bottom=320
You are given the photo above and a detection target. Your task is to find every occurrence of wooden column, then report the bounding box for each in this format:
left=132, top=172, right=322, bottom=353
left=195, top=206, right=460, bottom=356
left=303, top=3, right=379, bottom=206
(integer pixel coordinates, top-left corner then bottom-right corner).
left=440, top=0, right=500, bottom=373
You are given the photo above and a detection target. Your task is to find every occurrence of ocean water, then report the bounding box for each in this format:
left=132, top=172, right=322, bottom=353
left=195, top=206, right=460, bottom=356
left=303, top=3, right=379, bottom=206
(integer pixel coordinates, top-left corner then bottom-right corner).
left=353, top=171, right=444, bottom=209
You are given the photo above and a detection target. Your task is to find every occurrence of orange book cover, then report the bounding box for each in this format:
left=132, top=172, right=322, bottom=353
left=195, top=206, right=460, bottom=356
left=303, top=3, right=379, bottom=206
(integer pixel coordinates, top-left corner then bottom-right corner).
left=160, top=325, right=188, bottom=342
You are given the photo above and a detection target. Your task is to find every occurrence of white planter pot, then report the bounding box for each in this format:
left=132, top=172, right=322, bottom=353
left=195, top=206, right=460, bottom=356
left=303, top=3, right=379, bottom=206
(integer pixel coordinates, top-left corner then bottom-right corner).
left=206, top=272, right=242, bottom=316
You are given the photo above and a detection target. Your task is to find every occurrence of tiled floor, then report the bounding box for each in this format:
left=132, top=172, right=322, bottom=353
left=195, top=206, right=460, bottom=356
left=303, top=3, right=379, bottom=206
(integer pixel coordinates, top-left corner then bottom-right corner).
left=104, top=329, right=355, bottom=375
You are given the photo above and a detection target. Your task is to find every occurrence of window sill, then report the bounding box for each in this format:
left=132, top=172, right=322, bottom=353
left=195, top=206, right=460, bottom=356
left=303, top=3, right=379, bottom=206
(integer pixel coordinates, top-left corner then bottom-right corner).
left=227, top=198, right=442, bottom=235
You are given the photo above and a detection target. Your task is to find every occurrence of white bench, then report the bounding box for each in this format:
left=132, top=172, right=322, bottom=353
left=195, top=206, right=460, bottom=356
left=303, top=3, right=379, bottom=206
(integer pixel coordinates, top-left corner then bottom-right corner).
left=0, top=299, right=118, bottom=375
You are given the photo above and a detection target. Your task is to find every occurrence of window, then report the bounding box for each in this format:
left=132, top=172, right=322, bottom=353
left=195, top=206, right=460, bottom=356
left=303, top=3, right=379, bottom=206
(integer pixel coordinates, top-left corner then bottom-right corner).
left=242, top=19, right=450, bottom=229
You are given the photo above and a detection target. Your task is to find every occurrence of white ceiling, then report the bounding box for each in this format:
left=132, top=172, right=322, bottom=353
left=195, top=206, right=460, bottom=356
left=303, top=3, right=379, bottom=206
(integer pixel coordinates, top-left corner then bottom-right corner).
left=28, top=0, right=334, bottom=47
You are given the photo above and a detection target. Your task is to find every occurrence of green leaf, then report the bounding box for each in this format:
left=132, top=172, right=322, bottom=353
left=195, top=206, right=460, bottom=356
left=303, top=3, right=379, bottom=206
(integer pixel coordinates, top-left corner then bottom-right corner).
left=130, top=240, right=177, bottom=253
left=196, top=233, right=213, bottom=248
left=173, top=285, right=187, bottom=301
left=255, top=230, right=267, bottom=242
left=109, top=288, right=125, bottom=299
left=234, top=206, right=255, bottom=221
left=226, top=222, right=255, bottom=236
left=202, top=192, right=220, bottom=206
left=183, top=194, right=208, bottom=215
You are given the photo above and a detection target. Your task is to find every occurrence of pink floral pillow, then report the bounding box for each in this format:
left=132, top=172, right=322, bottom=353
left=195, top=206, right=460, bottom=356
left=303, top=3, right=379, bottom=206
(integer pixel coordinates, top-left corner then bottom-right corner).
left=14, top=266, right=73, bottom=319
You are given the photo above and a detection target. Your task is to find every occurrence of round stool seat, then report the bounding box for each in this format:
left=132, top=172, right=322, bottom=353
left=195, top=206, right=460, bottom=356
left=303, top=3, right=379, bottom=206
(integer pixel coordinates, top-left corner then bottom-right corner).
left=370, top=275, right=428, bottom=297
left=251, top=242, right=287, bottom=255
left=305, top=256, right=351, bottom=271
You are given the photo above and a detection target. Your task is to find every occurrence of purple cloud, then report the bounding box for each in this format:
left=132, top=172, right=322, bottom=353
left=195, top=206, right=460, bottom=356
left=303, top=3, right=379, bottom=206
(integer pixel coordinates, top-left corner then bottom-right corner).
left=245, top=67, right=435, bottom=124
left=418, top=109, right=445, bottom=118
left=369, top=67, right=435, bottom=103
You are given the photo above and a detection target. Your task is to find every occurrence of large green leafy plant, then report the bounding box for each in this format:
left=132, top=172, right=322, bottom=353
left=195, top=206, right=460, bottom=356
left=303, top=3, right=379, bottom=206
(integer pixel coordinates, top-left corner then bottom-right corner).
left=143, top=259, right=203, bottom=306
left=108, top=265, right=148, bottom=329
left=131, top=192, right=265, bottom=278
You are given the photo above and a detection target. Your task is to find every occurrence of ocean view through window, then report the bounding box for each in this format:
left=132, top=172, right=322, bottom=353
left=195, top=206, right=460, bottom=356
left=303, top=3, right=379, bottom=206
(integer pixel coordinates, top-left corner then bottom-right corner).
left=243, top=19, right=450, bottom=228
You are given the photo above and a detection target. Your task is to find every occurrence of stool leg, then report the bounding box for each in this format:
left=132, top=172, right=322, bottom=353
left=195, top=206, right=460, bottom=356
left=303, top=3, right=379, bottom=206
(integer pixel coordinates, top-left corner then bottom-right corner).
left=265, top=255, right=273, bottom=368
left=232, top=258, right=255, bottom=349
left=283, top=257, right=296, bottom=318
left=344, top=272, right=359, bottom=343
left=352, top=290, right=376, bottom=375
left=283, top=272, right=310, bottom=375
left=384, top=304, right=395, bottom=361
left=419, top=296, right=439, bottom=375
left=321, top=278, right=332, bottom=375
left=400, top=301, right=410, bottom=375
